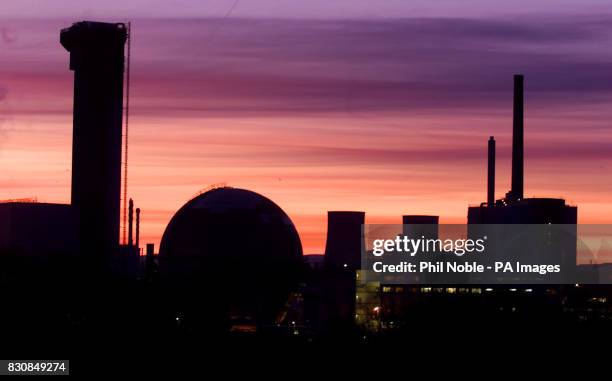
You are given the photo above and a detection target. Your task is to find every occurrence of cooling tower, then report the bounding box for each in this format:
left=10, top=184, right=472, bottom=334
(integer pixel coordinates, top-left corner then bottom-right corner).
left=324, top=211, right=365, bottom=270
left=402, top=215, right=439, bottom=240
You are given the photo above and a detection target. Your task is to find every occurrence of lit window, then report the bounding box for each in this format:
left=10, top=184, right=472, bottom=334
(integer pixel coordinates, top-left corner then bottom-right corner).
left=446, top=288, right=457, bottom=294
left=421, top=287, right=432, bottom=293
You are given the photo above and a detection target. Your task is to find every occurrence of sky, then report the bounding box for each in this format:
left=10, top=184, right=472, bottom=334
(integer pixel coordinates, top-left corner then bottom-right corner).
left=1, top=1, right=612, bottom=254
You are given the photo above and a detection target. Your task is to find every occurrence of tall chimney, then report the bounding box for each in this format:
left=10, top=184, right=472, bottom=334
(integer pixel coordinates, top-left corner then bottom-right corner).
left=61, top=21, right=127, bottom=261
left=510, top=74, right=524, bottom=201
left=128, top=198, right=134, bottom=247
left=135, top=207, right=140, bottom=250
left=488, top=136, right=496, bottom=207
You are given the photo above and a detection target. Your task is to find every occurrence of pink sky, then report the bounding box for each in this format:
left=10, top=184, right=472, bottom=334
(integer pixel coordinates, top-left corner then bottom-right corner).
left=1, top=12, right=612, bottom=253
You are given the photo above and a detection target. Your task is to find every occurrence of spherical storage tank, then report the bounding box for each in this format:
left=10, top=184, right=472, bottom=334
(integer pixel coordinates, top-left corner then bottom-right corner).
left=159, top=187, right=303, bottom=327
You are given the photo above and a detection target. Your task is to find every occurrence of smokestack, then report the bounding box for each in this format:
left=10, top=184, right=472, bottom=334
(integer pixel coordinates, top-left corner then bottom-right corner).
left=510, top=74, right=524, bottom=201
left=128, top=198, right=134, bottom=247
left=324, top=211, right=365, bottom=270
left=135, top=207, right=140, bottom=249
left=61, top=21, right=127, bottom=259
left=488, top=136, right=496, bottom=207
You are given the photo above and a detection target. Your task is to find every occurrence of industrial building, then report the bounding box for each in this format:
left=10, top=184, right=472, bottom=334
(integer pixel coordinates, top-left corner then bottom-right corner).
left=0, top=21, right=146, bottom=284
left=467, top=74, right=578, bottom=279
left=0, top=202, right=77, bottom=257
left=350, top=75, right=591, bottom=335
left=467, top=75, right=577, bottom=225
left=0, top=22, right=141, bottom=274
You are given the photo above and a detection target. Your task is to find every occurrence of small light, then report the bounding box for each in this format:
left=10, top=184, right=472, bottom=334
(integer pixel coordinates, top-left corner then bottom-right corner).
left=525, top=288, right=533, bottom=293
left=343, top=263, right=348, bottom=268
left=510, top=288, right=517, bottom=292
left=485, top=288, right=493, bottom=292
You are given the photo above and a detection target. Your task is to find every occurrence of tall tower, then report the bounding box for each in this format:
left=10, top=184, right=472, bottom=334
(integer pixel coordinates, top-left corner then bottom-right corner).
left=61, top=21, right=127, bottom=261
left=508, top=74, right=524, bottom=202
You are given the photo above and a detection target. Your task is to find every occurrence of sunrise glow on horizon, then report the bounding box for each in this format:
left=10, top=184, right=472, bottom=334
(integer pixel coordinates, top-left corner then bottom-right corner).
left=2, top=2, right=612, bottom=253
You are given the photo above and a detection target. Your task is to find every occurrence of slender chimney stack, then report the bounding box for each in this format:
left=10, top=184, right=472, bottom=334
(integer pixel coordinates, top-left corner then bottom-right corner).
left=510, top=74, right=524, bottom=201
left=135, top=207, right=140, bottom=249
left=488, top=136, right=496, bottom=207
left=128, top=198, right=134, bottom=247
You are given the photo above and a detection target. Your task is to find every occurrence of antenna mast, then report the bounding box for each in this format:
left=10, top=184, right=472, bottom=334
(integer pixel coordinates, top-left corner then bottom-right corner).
left=122, top=21, right=132, bottom=245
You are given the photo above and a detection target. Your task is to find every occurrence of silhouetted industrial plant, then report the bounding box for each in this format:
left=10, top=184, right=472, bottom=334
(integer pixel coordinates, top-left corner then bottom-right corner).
left=0, top=21, right=611, bottom=354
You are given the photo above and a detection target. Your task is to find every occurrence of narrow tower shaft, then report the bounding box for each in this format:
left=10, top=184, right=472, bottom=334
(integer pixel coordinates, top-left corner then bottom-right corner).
left=510, top=74, right=524, bottom=201
left=135, top=207, right=140, bottom=249
left=488, top=136, right=496, bottom=207
left=128, top=198, right=134, bottom=247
